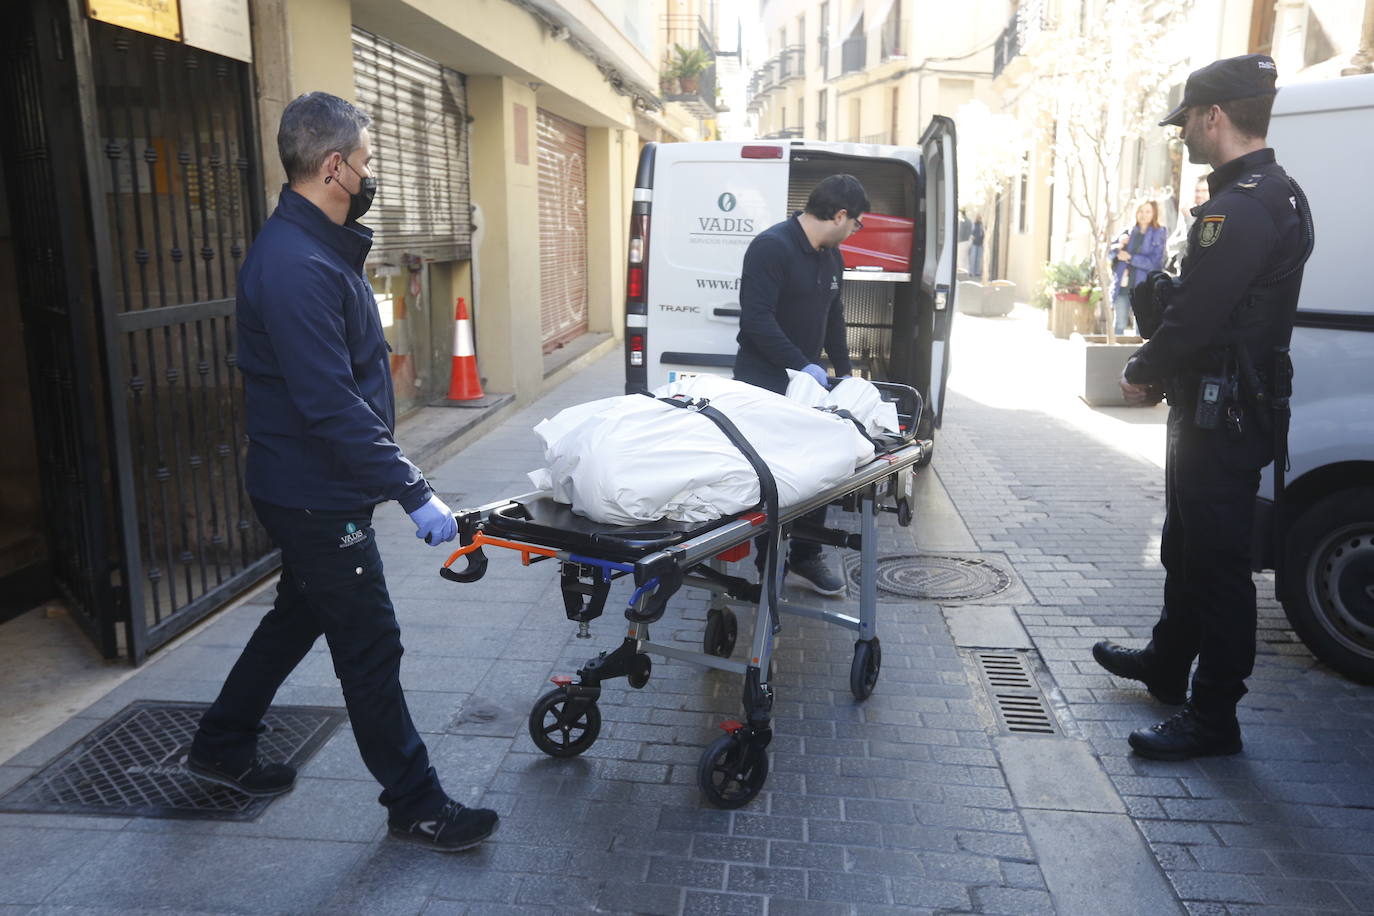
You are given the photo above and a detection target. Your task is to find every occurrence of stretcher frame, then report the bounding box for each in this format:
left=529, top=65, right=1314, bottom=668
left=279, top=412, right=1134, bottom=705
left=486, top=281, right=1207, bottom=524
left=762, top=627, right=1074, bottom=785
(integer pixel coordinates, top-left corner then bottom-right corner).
left=439, top=389, right=925, bottom=807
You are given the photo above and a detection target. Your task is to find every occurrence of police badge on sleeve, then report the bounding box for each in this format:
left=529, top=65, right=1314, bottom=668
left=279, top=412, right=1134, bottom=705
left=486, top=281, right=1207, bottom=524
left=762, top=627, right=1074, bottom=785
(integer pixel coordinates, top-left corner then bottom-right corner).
left=1199, top=215, right=1226, bottom=247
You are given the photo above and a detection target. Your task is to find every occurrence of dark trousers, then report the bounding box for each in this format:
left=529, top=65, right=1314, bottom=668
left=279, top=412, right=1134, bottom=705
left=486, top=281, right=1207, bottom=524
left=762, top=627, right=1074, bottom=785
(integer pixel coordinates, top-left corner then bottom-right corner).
left=754, top=505, right=827, bottom=572
left=192, top=499, right=445, bottom=820
left=1147, top=408, right=1263, bottom=718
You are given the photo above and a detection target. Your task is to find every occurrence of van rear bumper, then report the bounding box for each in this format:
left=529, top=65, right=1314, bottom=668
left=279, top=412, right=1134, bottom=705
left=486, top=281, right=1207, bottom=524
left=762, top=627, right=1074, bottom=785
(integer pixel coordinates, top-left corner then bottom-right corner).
left=1251, top=495, right=1276, bottom=572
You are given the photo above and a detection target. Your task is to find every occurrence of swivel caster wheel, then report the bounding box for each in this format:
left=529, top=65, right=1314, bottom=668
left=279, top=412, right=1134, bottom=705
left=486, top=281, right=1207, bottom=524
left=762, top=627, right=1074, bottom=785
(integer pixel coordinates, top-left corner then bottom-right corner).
left=896, top=497, right=912, bottom=527
left=703, top=608, right=738, bottom=658
left=697, top=732, right=769, bottom=808
left=850, top=637, right=881, bottom=700
left=628, top=653, right=653, bottom=689
left=528, top=688, right=601, bottom=757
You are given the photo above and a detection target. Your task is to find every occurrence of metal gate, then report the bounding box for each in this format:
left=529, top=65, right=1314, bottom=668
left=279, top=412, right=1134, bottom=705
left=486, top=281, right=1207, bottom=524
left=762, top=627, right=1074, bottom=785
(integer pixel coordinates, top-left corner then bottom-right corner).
left=536, top=109, right=589, bottom=353
left=0, top=0, right=277, bottom=663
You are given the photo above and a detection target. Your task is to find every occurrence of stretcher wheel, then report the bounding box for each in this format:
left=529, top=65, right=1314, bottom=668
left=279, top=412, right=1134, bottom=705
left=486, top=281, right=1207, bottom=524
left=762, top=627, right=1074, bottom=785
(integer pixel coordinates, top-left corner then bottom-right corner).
left=896, top=497, right=912, bottom=527
left=528, top=689, right=601, bottom=757
left=850, top=637, right=882, bottom=700
left=703, top=608, right=738, bottom=658
left=628, top=653, right=652, bottom=689
left=697, top=733, right=769, bottom=808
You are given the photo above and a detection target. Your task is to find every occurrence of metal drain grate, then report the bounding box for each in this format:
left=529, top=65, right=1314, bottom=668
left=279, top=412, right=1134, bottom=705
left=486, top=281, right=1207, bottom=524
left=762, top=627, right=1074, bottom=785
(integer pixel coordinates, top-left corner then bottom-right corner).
left=845, top=554, right=1013, bottom=601
left=0, top=701, right=346, bottom=820
left=974, top=652, right=1057, bottom=735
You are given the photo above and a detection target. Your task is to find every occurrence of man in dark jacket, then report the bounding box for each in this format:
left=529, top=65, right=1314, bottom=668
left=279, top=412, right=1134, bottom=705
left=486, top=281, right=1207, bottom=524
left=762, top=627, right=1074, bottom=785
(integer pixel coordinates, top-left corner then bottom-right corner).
left=735, top=174, right=868, bottom=595
left=1093, top=55, right=1310, bottom=761
left=186, top=92, right=497, bottom=852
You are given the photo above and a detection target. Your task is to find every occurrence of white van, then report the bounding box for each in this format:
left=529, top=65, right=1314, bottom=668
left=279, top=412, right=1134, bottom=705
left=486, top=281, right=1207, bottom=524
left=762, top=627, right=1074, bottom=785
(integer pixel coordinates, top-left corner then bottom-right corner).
left=622, top=118, right=959, bottom=457
left=1256, top=73, right=1374, bottom=681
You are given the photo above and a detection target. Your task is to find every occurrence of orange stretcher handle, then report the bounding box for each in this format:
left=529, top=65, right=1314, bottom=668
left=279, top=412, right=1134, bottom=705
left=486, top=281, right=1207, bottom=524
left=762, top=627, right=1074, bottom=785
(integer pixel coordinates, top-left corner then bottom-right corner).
left=442, top=531, right=558, bottom=570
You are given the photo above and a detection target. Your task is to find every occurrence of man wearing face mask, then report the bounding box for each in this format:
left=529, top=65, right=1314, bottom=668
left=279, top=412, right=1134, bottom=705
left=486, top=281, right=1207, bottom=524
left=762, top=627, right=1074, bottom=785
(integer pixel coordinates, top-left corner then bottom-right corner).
left=734, top=174, right=869, bottom=596
left=186, top=92, right=498, bottom=852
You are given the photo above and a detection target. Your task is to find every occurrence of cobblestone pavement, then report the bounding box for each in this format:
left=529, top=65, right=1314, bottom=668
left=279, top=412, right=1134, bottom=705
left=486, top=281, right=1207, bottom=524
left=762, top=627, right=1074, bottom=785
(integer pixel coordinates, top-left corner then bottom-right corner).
left=942, top=308, right=1374, bottom=915
left=1, top=308, right=1370, bottom=915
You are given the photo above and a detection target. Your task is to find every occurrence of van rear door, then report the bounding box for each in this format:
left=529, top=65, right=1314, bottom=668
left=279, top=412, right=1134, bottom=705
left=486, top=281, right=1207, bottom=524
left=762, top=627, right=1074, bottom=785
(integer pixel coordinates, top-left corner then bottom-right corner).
left=640, top=143, right=790, bottom=391
left=919, top=116, right=958, bottom=429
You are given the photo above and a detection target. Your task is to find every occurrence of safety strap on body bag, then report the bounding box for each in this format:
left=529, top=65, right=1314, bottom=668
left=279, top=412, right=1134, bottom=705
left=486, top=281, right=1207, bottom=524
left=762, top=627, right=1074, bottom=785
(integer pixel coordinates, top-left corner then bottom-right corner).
left=653, top=395, right=784, bottom=633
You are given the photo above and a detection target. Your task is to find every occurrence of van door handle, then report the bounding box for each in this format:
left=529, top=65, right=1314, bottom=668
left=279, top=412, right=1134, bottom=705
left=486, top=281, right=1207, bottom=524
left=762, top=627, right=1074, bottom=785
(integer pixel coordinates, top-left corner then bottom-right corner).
left=713, top=308, right=741, bottom=318
left=934, top=283, right=949, bottom=310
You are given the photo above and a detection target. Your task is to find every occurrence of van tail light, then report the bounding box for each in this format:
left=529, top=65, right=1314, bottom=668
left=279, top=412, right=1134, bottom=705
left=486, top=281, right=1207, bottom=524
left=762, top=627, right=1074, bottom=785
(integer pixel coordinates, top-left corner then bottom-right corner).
left=629, top=334, right=645, bottom=367
left=626, top=211, right=649, bottom=307
left=741, top=145, right=784, bottom=159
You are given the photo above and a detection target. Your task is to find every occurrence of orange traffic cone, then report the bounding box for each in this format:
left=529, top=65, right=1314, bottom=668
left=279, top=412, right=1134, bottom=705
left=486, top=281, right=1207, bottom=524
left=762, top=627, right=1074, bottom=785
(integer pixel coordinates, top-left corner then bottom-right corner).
left=446, top=297, right=484, bottom=401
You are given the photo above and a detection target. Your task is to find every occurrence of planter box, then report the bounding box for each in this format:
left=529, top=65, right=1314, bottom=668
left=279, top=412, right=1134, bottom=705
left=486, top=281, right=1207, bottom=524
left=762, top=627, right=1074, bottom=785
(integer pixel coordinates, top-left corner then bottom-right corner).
left=956, top=280, right=984, bottom=315
left=1050, top=293, right=1088, bottom=338
left=1078, top=334, right=1144, bottom=406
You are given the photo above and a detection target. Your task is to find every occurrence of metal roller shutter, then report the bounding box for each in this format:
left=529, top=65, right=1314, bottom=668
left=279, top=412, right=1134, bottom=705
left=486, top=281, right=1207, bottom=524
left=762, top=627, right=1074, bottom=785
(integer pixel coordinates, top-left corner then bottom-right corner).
left=536, top=108, right=589, bottom=352
left=352, top=28, right=471, bottom=261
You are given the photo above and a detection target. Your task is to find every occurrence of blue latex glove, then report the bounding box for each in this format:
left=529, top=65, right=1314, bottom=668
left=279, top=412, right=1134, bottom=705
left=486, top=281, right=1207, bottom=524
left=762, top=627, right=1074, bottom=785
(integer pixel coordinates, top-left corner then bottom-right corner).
left=409, top=494, right=457, bottom=545
left=801, top=363, right=830, bottom=389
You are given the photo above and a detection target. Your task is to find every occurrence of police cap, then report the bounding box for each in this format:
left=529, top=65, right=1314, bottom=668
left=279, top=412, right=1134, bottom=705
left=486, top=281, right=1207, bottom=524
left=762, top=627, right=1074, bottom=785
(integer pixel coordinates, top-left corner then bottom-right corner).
left=1159, top=54, right=1278, bottom=127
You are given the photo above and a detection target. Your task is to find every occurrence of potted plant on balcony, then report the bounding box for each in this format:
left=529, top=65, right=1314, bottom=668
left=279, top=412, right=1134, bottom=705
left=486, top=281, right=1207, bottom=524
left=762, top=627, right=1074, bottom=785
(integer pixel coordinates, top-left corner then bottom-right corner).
left=659, top=53, right=680, bottom=96
left=673, top=44, right=710, bottom=95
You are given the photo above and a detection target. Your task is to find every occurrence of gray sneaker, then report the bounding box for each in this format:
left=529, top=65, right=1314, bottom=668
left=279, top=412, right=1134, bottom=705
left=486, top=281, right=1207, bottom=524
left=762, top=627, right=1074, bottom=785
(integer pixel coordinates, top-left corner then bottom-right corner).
left=788, top=556, right=845, bottom=596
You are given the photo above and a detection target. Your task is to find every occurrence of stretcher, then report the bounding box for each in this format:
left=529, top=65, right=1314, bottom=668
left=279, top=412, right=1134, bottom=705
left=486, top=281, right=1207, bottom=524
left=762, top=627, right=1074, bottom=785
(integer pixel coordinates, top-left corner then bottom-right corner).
left=439, top=383, right=926, bottom=808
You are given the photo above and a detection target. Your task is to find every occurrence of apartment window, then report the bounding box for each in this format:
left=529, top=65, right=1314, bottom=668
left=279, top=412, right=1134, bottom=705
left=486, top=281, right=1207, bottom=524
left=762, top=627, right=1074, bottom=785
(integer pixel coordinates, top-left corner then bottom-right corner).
left=889, top=86, right=899, bottom=145
left=819, top=1, right=830, bottom=78
left=797, top=14, right=805, bottom=49
left=781, top=105, right=787, bottom=134
left=848, top=97, right=861, bottom=142
left=1017, top=153, right=1029, bottom=234
left=817, top=88, right=828, bottom=139
left=797, top=97, right=805, bottom=137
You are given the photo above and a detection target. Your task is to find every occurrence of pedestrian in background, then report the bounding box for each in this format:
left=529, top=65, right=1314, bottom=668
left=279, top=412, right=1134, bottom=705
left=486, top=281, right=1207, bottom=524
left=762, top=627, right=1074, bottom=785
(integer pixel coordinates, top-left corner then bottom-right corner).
left=1096, top=55, right=1312, bottom=760
left=1108, top=200, right=1167, bottom=335
left=970, top=216, right=985, bottom=280
left=956, top=209, right=972, bottom=274
left=187, top=91, right=499, bottom=852
left=1166, top=175, right=1211, bottom=273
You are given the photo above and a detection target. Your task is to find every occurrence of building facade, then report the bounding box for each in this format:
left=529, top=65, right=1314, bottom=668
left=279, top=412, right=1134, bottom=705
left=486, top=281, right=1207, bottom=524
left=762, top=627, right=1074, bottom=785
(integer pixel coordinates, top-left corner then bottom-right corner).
left=0, top=0, right=724, bottom=661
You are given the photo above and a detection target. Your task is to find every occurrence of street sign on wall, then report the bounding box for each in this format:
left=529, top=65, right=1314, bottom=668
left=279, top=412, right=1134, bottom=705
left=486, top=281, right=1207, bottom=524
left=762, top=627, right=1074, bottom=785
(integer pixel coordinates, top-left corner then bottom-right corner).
left=181, top=0, right=252, bottom=62
left=86, top=0, right=253, bottom=63
left=86, top=0, right=181, bottom=42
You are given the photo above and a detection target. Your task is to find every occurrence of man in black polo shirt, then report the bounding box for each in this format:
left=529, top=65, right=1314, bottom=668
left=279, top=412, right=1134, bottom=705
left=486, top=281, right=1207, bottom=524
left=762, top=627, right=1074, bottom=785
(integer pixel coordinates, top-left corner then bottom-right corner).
left=734, top=174, right=868, bottom=595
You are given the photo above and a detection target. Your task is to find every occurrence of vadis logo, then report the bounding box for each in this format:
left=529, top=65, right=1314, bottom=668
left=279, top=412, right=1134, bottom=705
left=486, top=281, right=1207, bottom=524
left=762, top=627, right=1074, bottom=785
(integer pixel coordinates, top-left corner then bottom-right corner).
left=717, top=192, right=737, bottom=212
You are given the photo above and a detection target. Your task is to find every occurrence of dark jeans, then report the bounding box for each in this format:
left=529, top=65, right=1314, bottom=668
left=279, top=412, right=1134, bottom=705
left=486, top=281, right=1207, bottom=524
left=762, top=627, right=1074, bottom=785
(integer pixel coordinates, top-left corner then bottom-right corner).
left=1147, top=408, right=1263, bottom=718
left=754, top=504, right=827, bottom=572
left=192, top=499, right=445, bottom=820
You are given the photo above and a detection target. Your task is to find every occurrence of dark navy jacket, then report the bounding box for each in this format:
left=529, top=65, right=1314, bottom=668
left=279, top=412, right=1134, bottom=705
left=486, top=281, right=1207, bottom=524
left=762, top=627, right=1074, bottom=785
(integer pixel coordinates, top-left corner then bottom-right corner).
left=734, top=215, right=853, bottom=394
left=237, top=187, right=431, bottom=513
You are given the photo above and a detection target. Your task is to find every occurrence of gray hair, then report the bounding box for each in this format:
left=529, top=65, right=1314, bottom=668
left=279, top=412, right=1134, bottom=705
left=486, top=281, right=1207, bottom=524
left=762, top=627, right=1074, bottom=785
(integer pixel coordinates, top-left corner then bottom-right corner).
left=277, top=92, right=372, bottom=185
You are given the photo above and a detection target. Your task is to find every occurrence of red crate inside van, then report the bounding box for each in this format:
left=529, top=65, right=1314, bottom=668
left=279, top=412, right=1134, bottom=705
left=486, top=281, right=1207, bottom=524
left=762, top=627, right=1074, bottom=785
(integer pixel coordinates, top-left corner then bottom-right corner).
left=839, top=212, right=913, bottom=272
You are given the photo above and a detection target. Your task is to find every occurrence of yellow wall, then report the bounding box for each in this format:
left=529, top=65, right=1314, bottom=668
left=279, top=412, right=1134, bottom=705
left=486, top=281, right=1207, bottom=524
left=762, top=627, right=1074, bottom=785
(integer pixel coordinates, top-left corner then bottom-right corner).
left=286, top=0, right=354, bottom=100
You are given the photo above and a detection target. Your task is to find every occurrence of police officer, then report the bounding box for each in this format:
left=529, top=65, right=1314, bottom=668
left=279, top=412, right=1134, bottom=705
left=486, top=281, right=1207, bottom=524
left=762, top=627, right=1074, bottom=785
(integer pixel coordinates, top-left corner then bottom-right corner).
left=187, top=92, right=498, bottom=851
left=734, top=174, right=869, bottom=596
left=1092, top=55, right=1311, bottom=760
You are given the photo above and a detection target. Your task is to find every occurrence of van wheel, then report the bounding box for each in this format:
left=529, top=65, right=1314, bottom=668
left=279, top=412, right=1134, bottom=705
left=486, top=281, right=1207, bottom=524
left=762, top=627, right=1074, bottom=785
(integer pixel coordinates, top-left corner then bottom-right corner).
left=1280, top=489, right=1374, bottom=684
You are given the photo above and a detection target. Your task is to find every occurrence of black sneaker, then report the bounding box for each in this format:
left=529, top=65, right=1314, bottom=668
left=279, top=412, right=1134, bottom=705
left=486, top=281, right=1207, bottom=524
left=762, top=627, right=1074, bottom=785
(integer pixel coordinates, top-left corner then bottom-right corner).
left=1091, top=640, right=1188, bottom=706
left=185, top=754, right=297, bottom=797
left=788, top=556, right=845, bottom=596
left=1129, top=705, right=1243, bottom=761
left=388, top=799, right=499, bottom=852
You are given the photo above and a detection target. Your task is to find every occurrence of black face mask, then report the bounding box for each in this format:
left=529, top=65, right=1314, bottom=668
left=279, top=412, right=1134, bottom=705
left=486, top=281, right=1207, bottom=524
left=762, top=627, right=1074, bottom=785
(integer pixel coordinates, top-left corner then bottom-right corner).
left=338, top=157, right=377, bottom=222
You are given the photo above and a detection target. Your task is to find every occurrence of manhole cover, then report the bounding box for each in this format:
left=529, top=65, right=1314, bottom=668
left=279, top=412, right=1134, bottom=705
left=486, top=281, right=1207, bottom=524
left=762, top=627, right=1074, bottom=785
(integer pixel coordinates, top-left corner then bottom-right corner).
left=845, top=554, right=1012, bottom=601
left=0, top=701, right=345, bottom=821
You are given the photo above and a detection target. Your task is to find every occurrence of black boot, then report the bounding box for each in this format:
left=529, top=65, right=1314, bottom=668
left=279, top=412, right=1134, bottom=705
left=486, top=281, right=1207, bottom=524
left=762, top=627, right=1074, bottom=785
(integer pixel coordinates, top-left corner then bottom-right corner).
left=1091, top=641, right=1188, bottom=705
left=1128, top=704, right=1242, bottom=761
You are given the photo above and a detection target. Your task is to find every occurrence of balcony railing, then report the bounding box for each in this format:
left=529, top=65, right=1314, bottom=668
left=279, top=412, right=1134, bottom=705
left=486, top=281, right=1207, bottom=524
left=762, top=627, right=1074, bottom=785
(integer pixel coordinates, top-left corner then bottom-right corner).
left=841, top=35, right=867, bottom=74
left=778, top=45, right=805, bottom=81
left=993, top=1, right=1047, bottom=78
left=762, top=127, right=804, bottom=140
left=662, top=13, right=717, bottom=117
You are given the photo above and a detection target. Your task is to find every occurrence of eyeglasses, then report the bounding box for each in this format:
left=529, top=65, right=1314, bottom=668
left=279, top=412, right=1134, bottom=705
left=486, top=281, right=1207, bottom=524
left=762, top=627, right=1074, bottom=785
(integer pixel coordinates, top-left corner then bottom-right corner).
left=852, top=216, right=864, bottom=231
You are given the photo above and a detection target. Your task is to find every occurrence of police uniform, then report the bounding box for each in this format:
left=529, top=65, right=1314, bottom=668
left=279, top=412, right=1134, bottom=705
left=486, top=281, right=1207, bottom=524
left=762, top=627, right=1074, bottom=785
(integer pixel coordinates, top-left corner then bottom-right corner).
left=1095, top=54, right=1312, bottom=758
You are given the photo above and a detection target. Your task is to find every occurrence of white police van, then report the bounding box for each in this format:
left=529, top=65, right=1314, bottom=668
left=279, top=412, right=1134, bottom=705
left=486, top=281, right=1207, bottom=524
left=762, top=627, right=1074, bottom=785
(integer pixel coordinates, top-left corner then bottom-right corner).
left=622, top=118, right=959, bottom=457
left=1256, top=74, right=1374, bottom=681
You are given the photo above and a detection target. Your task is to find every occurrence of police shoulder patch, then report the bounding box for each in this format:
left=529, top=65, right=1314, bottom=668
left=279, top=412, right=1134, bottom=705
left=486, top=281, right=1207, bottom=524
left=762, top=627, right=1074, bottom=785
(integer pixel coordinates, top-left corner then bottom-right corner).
left=1199, top=215, right=1225, bottom=247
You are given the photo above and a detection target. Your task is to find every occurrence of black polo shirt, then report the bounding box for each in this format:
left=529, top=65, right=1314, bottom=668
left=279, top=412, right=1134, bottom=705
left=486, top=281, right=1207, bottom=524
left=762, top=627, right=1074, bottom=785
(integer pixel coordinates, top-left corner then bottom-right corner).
left=734, top=214, right=853, bottom=394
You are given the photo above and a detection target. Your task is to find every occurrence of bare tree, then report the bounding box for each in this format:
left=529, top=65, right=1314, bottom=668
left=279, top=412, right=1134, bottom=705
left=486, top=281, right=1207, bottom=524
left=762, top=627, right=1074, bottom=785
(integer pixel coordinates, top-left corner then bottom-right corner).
left=1021, top=0, right=1188, bottom=341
